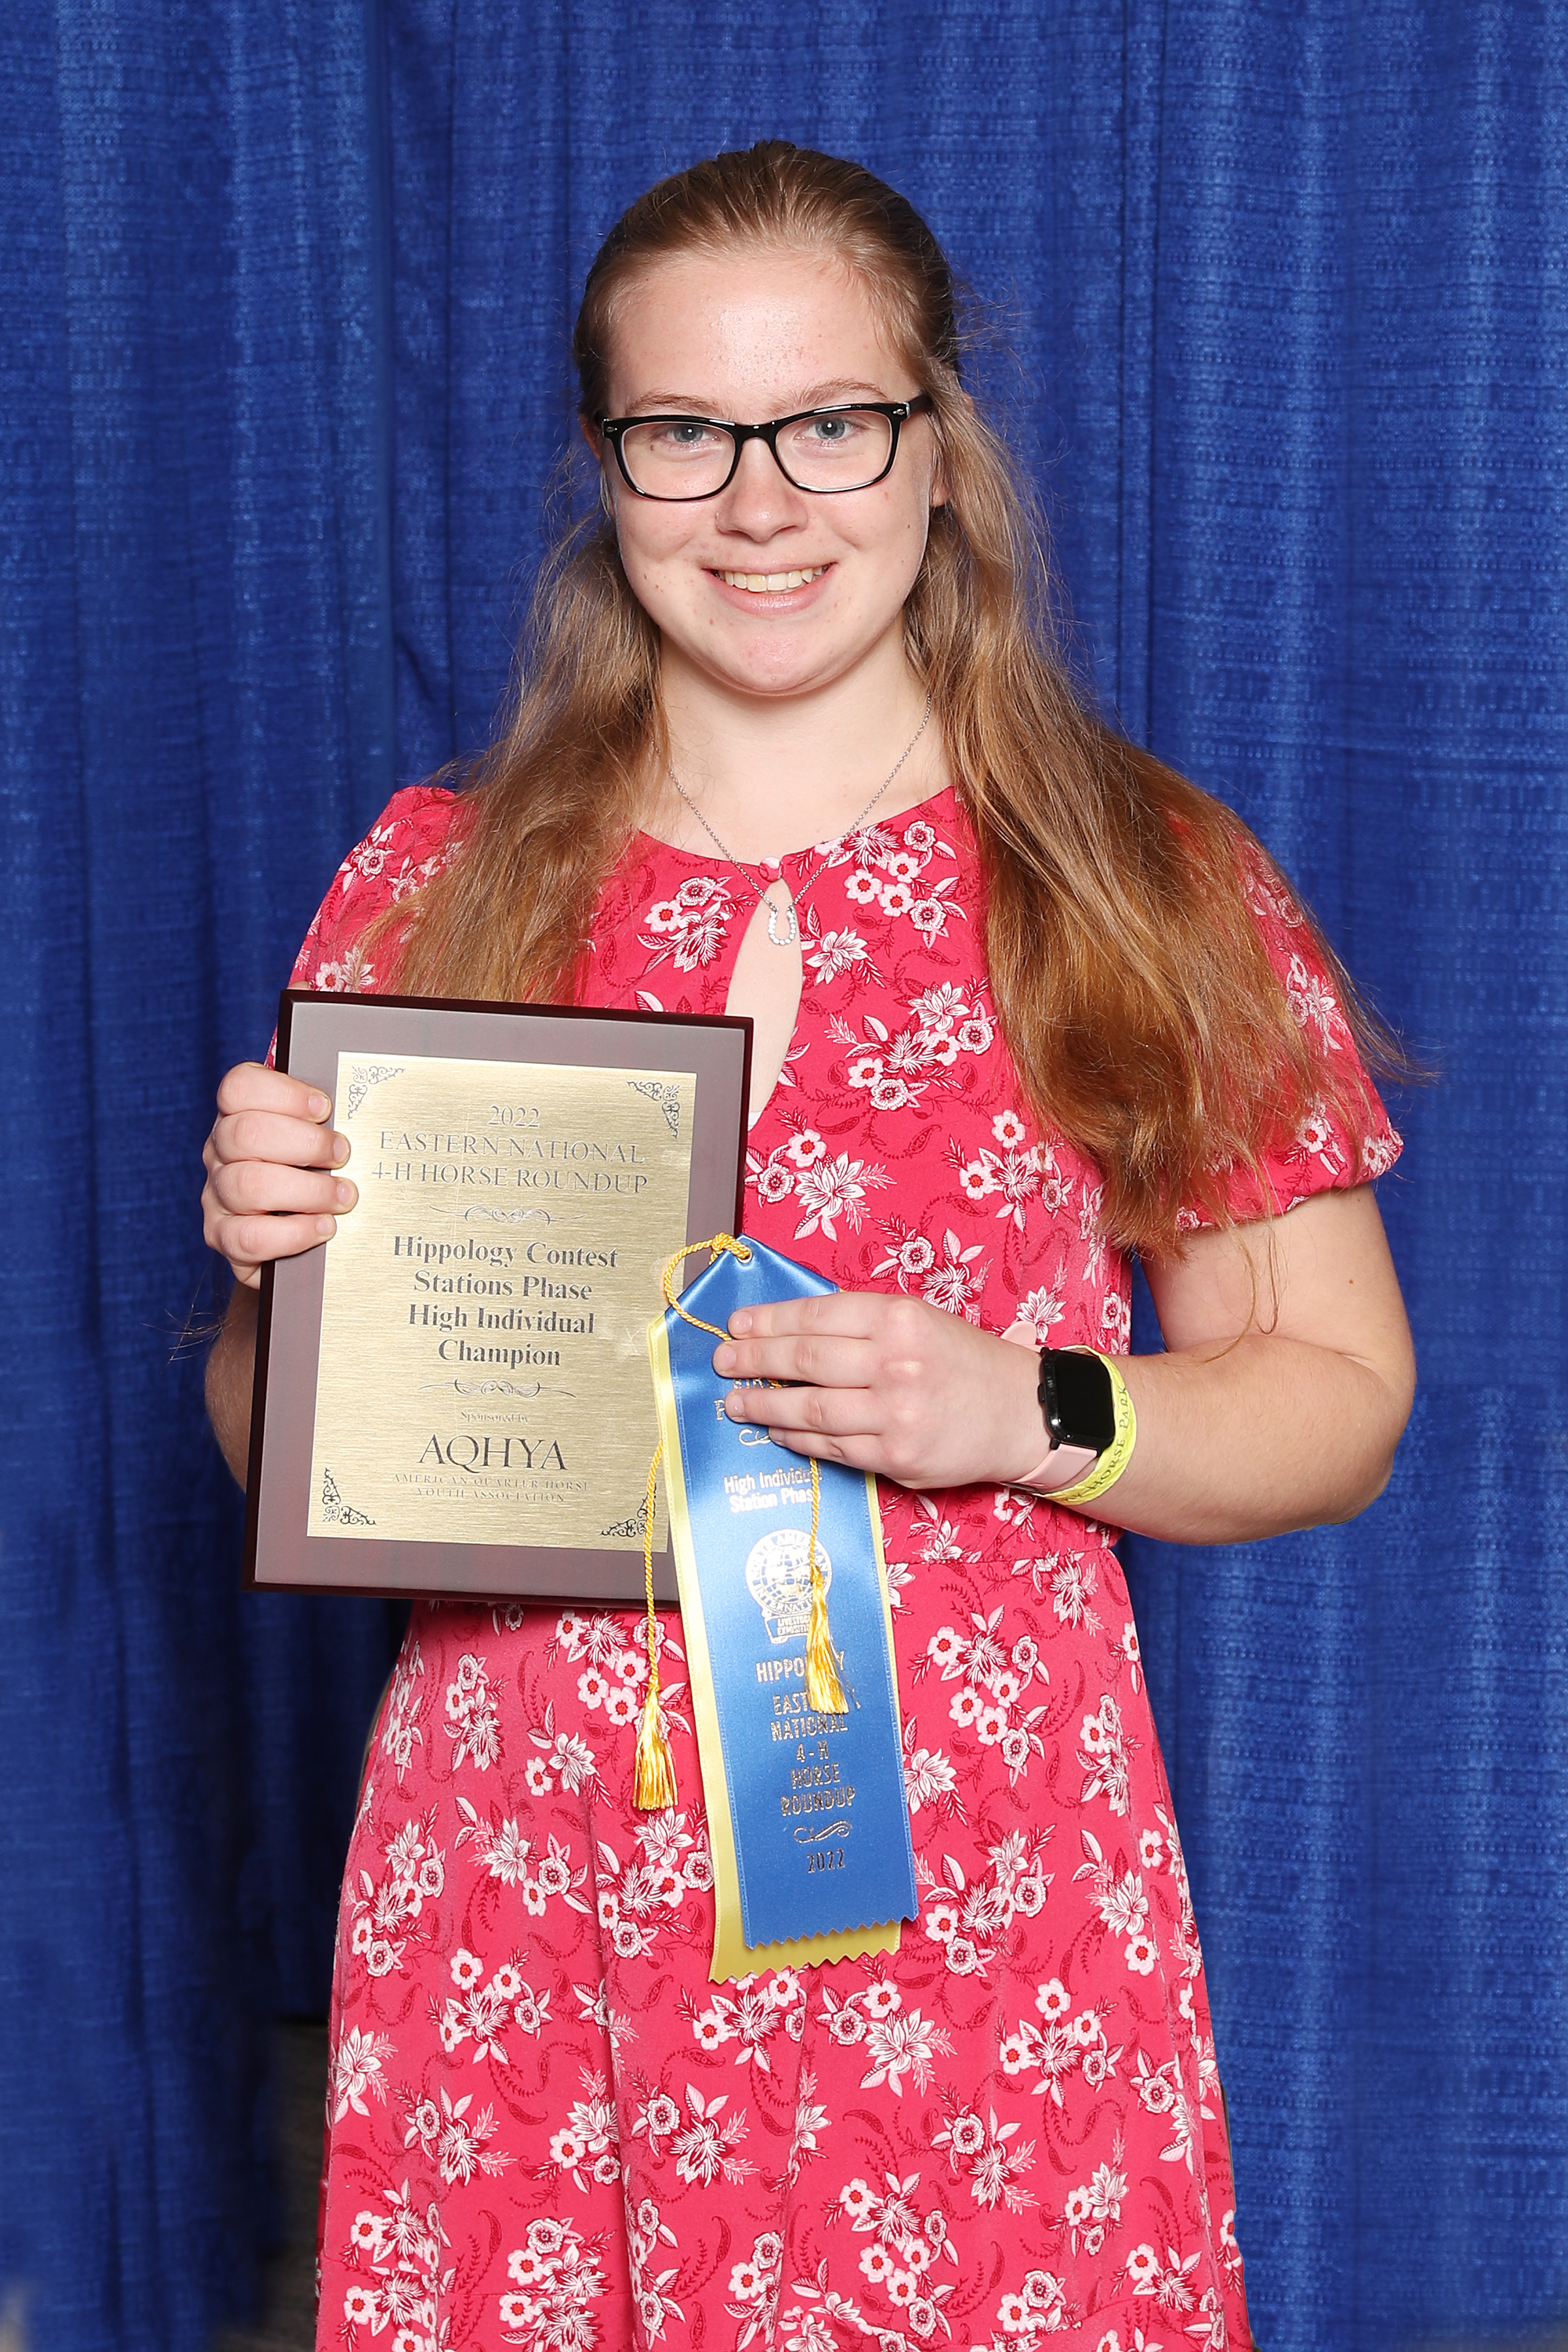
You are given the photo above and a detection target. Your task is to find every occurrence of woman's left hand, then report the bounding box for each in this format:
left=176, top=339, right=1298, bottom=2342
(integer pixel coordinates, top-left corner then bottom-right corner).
left=713, top=1292, right=1049, bottom=1490
left=713, top=1188, right=1417, bottom=1543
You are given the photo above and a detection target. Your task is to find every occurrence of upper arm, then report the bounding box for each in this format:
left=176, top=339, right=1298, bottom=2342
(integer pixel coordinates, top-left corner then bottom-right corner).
left=1143, top=1186, right=1416, bottom=1408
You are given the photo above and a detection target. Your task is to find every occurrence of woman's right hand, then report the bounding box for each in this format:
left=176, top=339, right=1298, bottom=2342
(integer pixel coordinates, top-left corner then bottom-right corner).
left=201, top=1060, right=357, bottom=1287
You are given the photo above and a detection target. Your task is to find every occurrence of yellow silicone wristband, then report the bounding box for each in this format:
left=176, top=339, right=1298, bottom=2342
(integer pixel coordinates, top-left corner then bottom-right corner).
left=1042, top=1354, right=1137, bottom=1512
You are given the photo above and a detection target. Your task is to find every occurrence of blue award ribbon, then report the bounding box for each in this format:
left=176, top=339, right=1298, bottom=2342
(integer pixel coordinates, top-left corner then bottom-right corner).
left=647, top=1235, right=919, bottom=1982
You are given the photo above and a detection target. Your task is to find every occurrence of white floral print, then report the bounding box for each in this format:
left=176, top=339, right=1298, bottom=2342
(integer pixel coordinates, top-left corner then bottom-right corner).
left=299, top=783, right=1397, bottom=2349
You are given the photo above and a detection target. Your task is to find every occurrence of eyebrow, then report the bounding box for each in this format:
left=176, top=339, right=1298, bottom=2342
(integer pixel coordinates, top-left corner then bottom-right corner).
left=618, top=377, right=895, bottom=417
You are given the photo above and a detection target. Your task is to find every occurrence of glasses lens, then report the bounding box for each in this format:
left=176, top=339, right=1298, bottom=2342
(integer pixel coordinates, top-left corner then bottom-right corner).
left=776, top=408, right=894, bottom=491
left=618, top=418, right=735, bottom=498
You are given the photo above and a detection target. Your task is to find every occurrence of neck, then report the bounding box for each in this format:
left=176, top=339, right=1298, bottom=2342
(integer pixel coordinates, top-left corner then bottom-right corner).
left=648, top=645, right=945, bottom=860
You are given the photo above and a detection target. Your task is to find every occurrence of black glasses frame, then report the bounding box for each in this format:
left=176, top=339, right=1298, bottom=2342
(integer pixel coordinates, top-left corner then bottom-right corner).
left=597, top=395, right=936, bottom=501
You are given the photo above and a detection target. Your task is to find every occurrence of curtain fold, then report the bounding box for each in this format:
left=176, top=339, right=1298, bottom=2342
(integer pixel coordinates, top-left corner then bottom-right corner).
left=2, top=5, right=1563, bottom=2347
left=1, top=8, right=404, bottom=2347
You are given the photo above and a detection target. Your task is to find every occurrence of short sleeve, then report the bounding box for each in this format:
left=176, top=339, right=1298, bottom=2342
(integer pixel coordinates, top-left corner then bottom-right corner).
left=265, top=783, right=462, bottom=1064
left=1184, top=855, right=1403, bottom=1230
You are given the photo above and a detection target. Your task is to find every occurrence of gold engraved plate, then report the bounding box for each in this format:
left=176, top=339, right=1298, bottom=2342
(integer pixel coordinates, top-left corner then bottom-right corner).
left=305, top=1053, right=693, bottom=1549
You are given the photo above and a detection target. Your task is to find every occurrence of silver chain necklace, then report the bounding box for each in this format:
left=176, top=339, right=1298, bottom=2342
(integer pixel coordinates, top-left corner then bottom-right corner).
left=666, top=698, right=934, bottom=948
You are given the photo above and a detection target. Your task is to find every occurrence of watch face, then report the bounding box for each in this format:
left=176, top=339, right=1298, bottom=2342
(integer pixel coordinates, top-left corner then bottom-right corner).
left=1047, top=1352, right=1118, bottom=1456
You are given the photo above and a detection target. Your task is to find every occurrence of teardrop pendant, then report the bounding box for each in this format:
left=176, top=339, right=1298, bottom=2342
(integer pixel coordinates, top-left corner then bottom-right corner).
left=765, top=896, right=800, bottom=948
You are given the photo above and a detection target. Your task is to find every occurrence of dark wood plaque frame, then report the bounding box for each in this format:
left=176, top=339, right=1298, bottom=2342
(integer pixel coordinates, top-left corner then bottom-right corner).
left=243, top=991, right=752, bottom=1605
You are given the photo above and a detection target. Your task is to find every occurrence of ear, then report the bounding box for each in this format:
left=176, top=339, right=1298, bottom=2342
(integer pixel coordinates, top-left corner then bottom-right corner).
left=928, top=388, right=968, bottom=512
left=583, top=416, right=617, bottom=522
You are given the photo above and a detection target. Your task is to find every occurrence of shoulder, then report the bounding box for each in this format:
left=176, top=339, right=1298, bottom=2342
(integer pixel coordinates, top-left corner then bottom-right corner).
left=1231, top=836, right=1364, bottom=1067
left=1214, top=836, right=1403, bottom=1218
left=288, top=784, right=467, bottom=994
left=331, top=783, right=466, bottom=906
left=1152, top=779, right=1358, bottom=1050
left=1124, top=757, right=1404, bottom=1215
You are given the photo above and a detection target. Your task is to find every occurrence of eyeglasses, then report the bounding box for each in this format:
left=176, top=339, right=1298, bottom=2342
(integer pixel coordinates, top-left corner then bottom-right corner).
left=597, top=395, right=935, bottom=501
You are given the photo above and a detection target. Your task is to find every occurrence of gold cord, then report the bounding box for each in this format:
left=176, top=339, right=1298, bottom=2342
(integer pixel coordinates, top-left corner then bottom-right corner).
left=661, top=1231, right=753, bottom=1331
left=633, top=1438, right=677, bottom=1810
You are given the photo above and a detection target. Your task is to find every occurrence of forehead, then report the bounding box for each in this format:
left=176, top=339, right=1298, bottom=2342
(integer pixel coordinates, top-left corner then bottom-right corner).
left=604, top=246, right=911, bottom=413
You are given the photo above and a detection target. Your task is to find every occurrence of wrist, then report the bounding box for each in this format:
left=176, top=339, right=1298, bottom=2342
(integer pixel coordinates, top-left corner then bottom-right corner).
left=998, top=1324, right=1134, bottom=1499
left=1018, top=1437, right=1101, bottom=1494
left=997, top=1322, right=1096, bottom=1490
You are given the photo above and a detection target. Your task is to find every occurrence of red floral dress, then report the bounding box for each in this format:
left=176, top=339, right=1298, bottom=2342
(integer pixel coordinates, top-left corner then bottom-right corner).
left=292, top=783, right=1397, bottom=2352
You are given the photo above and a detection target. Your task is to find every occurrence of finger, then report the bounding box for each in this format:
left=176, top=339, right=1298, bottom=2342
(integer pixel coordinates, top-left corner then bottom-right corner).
left=753, top=1425, right=866, bottom=1471
left=216, top=1060, right=335, bottom=1124
left=757, top=1414, right=947, bottom=1489
left=723, top=1382, right=879, bottom=1441
left=725, top=1292, right=881, bottom=1342
left=712, top=1332, right=879, bottom=1388
left=208, top=1160, right=357, bottom=1218
left=210, top=1107, right=350, bottom=1171
left=214, top=1209, right=340, bottom=1271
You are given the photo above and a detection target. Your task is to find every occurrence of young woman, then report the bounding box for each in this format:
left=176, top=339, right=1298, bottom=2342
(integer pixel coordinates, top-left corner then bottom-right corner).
left=203, top=144, right=1413, bottom=2352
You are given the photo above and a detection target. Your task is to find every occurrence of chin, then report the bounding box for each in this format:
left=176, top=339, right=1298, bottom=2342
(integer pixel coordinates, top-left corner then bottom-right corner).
left=715, top=655, right=857, bottom=702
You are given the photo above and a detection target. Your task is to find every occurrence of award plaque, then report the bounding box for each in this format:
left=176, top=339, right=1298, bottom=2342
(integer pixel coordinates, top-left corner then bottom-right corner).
left=243, top=991, right=751, bottom=1604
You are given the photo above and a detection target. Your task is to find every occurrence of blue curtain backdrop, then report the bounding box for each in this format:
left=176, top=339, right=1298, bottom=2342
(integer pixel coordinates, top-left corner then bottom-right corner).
left=1, top=5, right=1563, bottom=2349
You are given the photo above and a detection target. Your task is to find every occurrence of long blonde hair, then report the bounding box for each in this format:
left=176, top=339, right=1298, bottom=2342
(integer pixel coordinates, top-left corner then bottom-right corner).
left=380, top=140, right=1396, bottom=1254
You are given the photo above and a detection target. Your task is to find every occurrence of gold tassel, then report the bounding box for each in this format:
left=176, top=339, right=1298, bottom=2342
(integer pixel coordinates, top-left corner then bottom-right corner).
left=802, top=1458, right=848, bottom=1715
left=633, top=1442, right=678, bottom=1811
left=634, top=1683, right=678, bottom=1811
left=805, top=1580, right=847, bottom=1715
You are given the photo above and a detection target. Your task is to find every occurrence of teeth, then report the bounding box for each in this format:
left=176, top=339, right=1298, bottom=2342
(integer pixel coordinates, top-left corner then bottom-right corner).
left=718, top=567, right=826, bottom=593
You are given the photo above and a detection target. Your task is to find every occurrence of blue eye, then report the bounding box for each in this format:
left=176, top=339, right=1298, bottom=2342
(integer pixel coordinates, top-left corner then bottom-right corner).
left=803, top=414, right=862, bottom=444
left=648, top=420, right=724, bottom=453
left=785, top=410, right=879, bottom=460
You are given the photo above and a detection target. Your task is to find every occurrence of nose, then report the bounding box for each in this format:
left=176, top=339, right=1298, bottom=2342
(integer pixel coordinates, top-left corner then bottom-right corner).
left=714, top=434, right=809, bottom=541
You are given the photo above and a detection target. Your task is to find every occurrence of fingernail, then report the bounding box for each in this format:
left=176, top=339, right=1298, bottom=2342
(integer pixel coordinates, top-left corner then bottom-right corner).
left=335, top=1180, right=357, bottom=1207
left=728, top=1310, right=753, bottom=1335
left=316, top=1215, right=336, bottom=1237
left=308, top=1092, right=331, bottom=1119
left=332, top=1135, right=350, bottom=1165
left=713, top=1343, right=736, bottom=1372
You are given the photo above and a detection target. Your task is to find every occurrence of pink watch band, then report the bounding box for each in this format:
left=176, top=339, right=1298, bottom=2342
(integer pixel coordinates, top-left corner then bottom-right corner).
left=1000, top=1321, right=1098, bottom=1493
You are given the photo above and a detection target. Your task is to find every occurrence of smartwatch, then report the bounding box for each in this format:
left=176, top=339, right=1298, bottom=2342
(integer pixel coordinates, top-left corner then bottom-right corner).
left=1037, top=1347, right=1118, bottom=1458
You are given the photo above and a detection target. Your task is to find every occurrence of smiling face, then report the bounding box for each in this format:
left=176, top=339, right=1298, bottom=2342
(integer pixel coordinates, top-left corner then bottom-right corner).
left=597, top=246, right=943, bottom=710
